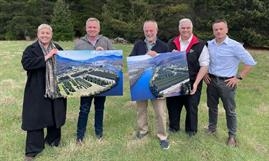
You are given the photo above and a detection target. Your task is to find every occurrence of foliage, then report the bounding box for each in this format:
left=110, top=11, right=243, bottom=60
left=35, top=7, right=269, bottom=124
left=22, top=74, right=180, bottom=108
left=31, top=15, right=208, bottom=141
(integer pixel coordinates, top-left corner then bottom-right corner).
left=0, top=0, right=269, bottom=47
left=51, top=0, right=74, bottom=41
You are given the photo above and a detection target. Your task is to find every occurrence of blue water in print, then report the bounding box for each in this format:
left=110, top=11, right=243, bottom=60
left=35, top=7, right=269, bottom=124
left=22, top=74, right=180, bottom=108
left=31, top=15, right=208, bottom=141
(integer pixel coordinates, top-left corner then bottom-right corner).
left=131, top=68, right=155, bottom=101
left=99, top=70, right=123, bottom=96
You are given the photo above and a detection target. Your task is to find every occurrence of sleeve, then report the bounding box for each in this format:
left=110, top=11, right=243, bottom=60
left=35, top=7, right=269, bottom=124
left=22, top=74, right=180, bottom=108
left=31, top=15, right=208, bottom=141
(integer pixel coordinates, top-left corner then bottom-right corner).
left=107, top=38, right=114, bottom=50
left=198, top=46, right=210, bottom=66
left=235, top=44, right=256, bottom=66
left=129, top=42, right=138, bottom=57
left=21, top=46, right=46, bottom=71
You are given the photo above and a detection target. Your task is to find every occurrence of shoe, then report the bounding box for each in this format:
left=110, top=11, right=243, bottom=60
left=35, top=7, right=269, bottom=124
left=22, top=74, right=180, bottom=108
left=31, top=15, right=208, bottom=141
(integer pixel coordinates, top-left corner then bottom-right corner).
left=76, top=139, right=83, bottom=145
left=136, top=131, right=148, bottom=139
left=160, top=139, right=170, bottom=150
left=227, top=136, right=237, bottom=147
left=187, top=131, right=196, bottom=137
left=96, top=134, right=103, bottom=141
left=24, top=156, right=34, bottom=161
left=204, top=127, right=216, bottom=135
left=168, top=128, right=179, bottom=133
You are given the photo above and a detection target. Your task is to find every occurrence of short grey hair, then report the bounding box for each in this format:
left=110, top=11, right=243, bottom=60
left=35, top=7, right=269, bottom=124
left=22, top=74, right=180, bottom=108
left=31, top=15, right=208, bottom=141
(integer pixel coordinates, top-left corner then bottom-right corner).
left=143, top=20, right=158, bottom=30
left=178, top=18, right=193, bottom=28
left=86, top=17, right=100, bottom=27
left=37, top=24, right=53, bottom=32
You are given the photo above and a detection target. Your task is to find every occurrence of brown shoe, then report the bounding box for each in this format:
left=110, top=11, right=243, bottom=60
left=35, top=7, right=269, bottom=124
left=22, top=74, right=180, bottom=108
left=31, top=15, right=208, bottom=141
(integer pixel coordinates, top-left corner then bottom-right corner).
left=227, top=136, right=237, bottom=147
left=24, top=156, right=34, bottom=161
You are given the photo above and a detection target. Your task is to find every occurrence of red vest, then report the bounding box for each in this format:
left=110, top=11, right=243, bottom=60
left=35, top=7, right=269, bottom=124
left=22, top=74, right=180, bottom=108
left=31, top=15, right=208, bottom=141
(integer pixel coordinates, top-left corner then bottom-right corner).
left=172, top=35, right=199, bottom=53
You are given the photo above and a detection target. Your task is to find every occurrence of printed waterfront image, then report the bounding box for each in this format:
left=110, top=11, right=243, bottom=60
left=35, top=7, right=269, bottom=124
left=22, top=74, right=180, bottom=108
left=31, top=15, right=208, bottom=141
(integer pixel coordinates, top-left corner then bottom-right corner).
left=127, top=51, right=191, bottom=101
left=55, top=50, right=123, bottom=97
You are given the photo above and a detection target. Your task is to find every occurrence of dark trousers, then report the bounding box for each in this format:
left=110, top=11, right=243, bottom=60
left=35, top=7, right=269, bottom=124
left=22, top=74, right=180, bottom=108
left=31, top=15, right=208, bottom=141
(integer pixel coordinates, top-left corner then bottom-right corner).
left=25, top=126, right=61, bottom=157
left=207, top=77, right=237, bottom=136
left=166, top=89, right=201, bottom=132
left=77, top=96, right=106, bottom=140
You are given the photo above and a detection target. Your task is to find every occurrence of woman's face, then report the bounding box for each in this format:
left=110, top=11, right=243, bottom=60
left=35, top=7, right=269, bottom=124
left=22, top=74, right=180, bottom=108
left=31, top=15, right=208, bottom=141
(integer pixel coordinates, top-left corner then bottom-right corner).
left=37, top=28, right=52, bottom=45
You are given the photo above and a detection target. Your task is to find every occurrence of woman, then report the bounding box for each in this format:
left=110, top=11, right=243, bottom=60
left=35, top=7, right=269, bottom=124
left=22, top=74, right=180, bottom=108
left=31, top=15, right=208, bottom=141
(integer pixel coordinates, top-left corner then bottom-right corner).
left=21, top=24, right=66, bottom=161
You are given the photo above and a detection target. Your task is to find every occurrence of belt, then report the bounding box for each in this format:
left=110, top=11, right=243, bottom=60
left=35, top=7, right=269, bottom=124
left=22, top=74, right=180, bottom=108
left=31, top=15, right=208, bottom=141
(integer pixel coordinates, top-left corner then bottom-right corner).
left=208, top=73, right=234, bottom=80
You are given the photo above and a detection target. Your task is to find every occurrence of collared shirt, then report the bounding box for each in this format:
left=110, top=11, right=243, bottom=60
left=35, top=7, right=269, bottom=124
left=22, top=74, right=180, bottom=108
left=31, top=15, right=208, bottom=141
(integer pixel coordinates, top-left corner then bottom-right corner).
left=179, top=34, right=209, bottom=67
left=87, top=36, right=97, bottom=46
left=207, top=36, right=256, bottom=77
left=179, top=35, right=193, bottom=51
left=144, top=38, right=156, bottom=51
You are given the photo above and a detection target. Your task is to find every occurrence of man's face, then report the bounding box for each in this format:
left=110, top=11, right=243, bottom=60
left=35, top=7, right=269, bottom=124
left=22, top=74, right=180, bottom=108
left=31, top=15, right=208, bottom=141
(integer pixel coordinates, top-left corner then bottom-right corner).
left=179, top=21, right=193, bottom=40
left=143, top=22, right=157, bottom=43
left=37, top=28, right=52, bottom=45
left=213, top=22, right=228, bottom=41
left=86, top=21, right=100, bottom=38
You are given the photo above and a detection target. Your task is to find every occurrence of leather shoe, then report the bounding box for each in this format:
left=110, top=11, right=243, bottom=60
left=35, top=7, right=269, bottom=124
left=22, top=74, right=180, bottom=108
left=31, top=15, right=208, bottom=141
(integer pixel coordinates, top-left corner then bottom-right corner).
left=76, top=139, right=83, bottom=146
left=227, top=136, right=237, bottom=147
left=136, top=131, right=148, bottom=139
left=24, top=156, right=34, bottom=161
left=187, top=131, right=196, bottom=137
left=204, top=127, right=216, bottom=135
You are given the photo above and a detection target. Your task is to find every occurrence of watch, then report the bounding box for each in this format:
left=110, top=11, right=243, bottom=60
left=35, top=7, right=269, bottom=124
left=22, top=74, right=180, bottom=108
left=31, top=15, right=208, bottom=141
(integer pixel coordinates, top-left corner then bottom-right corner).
left=236, top=74, right=243, bottom=80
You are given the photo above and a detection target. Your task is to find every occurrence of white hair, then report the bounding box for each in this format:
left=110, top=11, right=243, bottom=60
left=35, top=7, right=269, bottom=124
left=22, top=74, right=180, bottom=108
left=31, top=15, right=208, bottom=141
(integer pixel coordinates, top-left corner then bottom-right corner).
left=86, top=17, right=100, bottom=27
left=143, top=20, right=158, bottom=30
left=178, top=18, right=193, bottom=28
left=37, top=24, right=53, bottom=32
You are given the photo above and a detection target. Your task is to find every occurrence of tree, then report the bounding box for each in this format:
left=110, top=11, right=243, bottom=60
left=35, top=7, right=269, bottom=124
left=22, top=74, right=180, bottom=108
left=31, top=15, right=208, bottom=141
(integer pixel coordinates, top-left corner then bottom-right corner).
left=51, top=0, right=74, bottom=41
left=68, top=0, right=106, bottom=38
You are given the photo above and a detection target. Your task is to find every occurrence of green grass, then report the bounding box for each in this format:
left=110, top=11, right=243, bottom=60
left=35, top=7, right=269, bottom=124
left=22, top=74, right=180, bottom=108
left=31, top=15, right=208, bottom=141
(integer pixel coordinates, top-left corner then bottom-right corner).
left=0, top=41, right=268, bottom=161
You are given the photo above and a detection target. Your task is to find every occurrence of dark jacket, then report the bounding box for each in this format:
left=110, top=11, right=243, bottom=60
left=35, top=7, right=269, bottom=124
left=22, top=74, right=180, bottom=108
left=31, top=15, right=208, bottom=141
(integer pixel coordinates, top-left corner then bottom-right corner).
left=130, top=39, right=168, bottom=56
left=168, top=35, right=206, bottom=82
left=21, top=41, right=67, bottom=131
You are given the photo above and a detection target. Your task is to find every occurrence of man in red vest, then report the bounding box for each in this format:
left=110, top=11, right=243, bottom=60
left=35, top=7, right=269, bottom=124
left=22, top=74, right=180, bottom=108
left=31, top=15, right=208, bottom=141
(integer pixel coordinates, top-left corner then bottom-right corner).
left=166, top=18, right=209, bottom=136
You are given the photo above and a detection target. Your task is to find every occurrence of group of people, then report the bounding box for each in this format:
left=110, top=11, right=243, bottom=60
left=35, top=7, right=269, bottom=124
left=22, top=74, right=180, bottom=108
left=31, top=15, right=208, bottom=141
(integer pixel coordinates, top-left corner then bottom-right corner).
left=21, top=17, right=256, bottom=160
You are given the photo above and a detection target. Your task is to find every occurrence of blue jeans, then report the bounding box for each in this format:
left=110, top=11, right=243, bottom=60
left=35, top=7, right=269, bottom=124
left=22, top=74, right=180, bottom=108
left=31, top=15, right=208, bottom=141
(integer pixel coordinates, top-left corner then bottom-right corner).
left=76, top=96, right=106, bottom=140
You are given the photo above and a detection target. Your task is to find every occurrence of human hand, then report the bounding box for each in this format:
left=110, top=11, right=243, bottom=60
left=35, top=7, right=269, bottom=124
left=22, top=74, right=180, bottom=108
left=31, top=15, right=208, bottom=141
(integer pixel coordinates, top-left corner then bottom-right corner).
left=45, top=48, right=58, bottom=61
left=225, top=77, right=240, bottom=88
left=147, top=50, right=157, bottom=57
left=96, top=46, right=104, bottom=50
left=203, top=74, right=211, bottom=85
left=190, top=83, right=197, bottom=95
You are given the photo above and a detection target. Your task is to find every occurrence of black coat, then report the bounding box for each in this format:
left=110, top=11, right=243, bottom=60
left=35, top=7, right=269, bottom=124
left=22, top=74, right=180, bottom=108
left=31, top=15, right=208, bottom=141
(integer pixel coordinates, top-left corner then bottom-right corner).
left=21, top=41, right=67, bottom=131
left=129, top=39, right=168, bottom=56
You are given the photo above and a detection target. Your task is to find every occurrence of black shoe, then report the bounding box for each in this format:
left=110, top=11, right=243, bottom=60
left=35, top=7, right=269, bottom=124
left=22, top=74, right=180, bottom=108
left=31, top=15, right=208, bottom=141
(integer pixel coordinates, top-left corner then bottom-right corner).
left=136, top=131, right=148, bottom=139
left=168, top=128, right=179, bottom=133
left=187, top=131, right=196, bottom=137
left=160, top=139, right=170, bottom=150
left=96, top=134, right=103, bottom=141
left=204, top=127, right=216, bottom=135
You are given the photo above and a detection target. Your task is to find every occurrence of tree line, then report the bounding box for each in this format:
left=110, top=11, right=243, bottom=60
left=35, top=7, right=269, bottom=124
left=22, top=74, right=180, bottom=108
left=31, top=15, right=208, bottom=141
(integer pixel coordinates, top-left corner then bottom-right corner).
left=0, top=0, right=268, bottom=48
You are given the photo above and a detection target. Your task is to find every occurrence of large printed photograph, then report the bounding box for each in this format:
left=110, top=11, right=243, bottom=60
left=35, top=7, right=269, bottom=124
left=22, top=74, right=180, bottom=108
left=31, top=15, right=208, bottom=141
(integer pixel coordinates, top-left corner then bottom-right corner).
left=127, top=51, right=191, bottom=101
left=55, top=50, right=123, bottom=97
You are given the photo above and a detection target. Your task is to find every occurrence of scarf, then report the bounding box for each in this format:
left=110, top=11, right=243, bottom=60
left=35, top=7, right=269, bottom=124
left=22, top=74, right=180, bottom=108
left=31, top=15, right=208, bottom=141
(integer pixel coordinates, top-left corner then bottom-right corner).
left=39, top=41, right=60, bottom=99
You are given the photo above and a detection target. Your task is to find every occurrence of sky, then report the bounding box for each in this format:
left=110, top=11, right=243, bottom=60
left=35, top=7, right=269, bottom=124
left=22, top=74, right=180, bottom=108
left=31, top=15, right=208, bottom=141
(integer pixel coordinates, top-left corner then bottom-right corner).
left=57, top=50, right=122, bottom=61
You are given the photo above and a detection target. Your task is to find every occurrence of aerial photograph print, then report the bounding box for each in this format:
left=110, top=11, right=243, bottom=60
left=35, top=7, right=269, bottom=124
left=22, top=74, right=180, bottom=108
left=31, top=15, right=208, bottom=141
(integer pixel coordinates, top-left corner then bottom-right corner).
left=127, top=51, right=191, bottom=101
left=55, top=50, right=123, bottom=97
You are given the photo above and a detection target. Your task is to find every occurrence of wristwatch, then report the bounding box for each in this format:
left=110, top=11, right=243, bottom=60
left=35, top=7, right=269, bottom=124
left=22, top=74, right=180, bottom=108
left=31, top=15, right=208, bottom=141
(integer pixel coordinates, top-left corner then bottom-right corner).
left=236, top=74, right=243, bottom=80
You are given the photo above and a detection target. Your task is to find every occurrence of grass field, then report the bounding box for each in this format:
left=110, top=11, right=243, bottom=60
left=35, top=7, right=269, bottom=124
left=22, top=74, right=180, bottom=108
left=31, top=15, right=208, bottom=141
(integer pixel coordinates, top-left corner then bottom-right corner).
left=0, top=41, right=268, bottom=161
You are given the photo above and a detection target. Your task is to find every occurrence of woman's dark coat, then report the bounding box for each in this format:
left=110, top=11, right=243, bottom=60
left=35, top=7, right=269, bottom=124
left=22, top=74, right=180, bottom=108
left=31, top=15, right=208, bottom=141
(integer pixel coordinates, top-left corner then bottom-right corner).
left=21, top=41, right=66, bottom=131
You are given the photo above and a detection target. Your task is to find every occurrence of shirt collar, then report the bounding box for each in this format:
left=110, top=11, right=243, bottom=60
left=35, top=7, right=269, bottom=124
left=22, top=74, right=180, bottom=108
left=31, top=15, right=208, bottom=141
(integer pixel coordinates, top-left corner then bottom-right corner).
left=179, top=34, right=193, bottom=44
left=213, top=36, right=229, bottom=45
left=144, top=38, right=156, bottom=50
